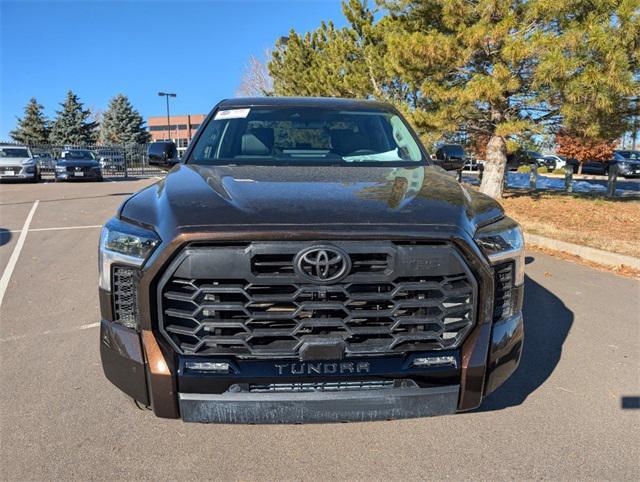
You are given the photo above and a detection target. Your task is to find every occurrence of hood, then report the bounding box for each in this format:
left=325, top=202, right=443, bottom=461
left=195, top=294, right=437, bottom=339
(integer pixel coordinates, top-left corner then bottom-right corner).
left=120, top=164, right=503, bottom=238
left=56, top=159, right=100, bottom=167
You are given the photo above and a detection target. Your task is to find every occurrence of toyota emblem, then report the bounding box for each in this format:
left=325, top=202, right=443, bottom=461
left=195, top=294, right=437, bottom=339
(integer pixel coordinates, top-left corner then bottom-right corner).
left=294, top=245, right=351, bottom=284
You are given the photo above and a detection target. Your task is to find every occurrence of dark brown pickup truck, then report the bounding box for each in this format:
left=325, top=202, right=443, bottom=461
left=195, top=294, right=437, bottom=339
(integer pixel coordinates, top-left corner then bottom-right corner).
left=99, top=97, right=524, bottom=423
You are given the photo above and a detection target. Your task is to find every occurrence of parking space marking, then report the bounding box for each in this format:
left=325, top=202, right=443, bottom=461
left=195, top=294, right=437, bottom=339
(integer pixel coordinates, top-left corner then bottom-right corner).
left=0, top=200, right=39, bottom=309
left=0, top=321, right=100, bottom=343
left=9, top=224, right=102, bottom=234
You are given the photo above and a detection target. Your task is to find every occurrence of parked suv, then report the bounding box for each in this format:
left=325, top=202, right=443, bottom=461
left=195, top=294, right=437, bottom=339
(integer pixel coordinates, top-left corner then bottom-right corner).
left=506, top=149, right=545, bottom=171
left=96, top=148, right=125, bottom=171
left=612, top=150, right=640, bottom=178
left=563, top=150, right=640, bottom=177
left=0, top=144, right=41, bottom=182
left=55, top=149, right=103, bottom=181
left=99, top=98, right=524, bottom=423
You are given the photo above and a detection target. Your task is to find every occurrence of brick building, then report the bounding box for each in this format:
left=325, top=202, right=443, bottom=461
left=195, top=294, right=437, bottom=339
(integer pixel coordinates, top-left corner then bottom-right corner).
left=147, top=114, right=206, bottom=154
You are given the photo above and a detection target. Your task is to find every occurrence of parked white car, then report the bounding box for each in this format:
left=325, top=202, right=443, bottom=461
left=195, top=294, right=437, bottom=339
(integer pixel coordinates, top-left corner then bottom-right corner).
left=0, top=144, right=41, bottom=182
left=542, top=154, right=566, bottom=170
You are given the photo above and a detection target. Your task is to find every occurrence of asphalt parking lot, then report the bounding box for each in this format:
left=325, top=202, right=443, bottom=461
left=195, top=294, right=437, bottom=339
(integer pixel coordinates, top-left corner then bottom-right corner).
left=0, top=178, right=638, bottom=480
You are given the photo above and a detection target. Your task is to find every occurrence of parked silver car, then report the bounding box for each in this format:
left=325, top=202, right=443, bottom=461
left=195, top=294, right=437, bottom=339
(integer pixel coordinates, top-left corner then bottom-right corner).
left=0, top=144, right=41, bottom=182
left=96, top=148, right=125, bottom=171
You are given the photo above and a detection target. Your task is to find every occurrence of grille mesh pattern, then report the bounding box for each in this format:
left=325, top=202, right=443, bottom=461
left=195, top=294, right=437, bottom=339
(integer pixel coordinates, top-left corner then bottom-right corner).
left=112, top=267, right=138, bottom=329
left=161, top=271, right=475, bottom=357
left=249, top=380, right=395, bottom=392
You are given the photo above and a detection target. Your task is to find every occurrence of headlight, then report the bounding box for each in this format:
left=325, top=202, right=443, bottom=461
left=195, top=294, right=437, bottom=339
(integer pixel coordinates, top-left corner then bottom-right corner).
left=98, top=217, right=160, bottom=291
left=55, top=165, right=66, bottom=172
left=21, top=159, right=36, bottom=166
left=475, top=217, right=524, bottom=285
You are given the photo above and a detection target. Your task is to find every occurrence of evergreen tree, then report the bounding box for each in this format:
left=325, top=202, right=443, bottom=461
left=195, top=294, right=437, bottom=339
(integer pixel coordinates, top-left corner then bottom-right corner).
left=268, top=0, right=638, bottom=199
left=49, top=91, right=98, bottom=145
left=380, top=0, right=637, bottom=198
left=99, top=94, right=151, bottom=144
left=9, top=97, right=50, bottom=145
left=269, top=1, right=393, bottom=99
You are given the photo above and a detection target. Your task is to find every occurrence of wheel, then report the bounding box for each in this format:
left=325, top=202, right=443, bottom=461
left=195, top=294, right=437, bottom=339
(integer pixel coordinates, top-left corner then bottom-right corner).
left=97, top=176, right=104, bottom=182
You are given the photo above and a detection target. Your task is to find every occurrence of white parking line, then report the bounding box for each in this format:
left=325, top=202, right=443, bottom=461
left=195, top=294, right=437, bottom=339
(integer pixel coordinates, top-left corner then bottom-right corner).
left=9, top=224, right=102, bottom=234
left=0, top=321, right=100, bottom=343
left=78, top=322, right=100, bottom=330
left=0, top=200, right=39, bottom=309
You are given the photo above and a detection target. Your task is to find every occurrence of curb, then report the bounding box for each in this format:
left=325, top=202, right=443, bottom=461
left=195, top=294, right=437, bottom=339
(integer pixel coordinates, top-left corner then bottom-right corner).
left=524, top=233, right=640, bottom=270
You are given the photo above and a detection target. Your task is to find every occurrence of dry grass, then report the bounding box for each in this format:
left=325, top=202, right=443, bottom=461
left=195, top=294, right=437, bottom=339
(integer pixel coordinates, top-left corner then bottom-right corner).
left=499, top=191, right=640, bottom=258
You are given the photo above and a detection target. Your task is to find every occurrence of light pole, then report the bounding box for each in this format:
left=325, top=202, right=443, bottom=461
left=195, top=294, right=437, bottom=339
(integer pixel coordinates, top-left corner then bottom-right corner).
left=158, top=92, right=176, bottom=142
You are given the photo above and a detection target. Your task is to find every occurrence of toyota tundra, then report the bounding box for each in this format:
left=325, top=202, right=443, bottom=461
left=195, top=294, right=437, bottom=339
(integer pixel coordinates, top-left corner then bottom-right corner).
left=99, top=97, right=524, bottom=423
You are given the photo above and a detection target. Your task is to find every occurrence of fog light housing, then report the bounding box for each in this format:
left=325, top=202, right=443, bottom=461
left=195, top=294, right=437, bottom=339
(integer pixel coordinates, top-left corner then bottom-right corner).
left=412, top=356, right=457, bottom=368
left=184, top=362, right=231, bottom=373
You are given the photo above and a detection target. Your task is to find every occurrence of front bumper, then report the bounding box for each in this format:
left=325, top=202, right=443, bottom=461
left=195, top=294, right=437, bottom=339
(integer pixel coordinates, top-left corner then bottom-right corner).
left=179, top=385, right=459, bottom=423
left=100, top=311, right=524, bottom=422
left=617, top=164, right=640, bottom=177
left=56, top=170, right=102, bottom=180
left=0, top=166, right=37, bottom=180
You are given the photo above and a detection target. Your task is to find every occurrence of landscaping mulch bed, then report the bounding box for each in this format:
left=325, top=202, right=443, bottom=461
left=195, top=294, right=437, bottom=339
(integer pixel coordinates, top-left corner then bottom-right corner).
left=498, top=191, right=640, bottom=259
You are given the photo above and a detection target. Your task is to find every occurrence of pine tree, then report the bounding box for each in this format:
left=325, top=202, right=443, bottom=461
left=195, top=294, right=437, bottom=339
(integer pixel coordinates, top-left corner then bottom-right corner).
left=9, top=98, right=50, bottom=145
left=99, top=94, right=151, bottom=144
left=49, top=91, right=98, bottom=145
left=268, top=0, right=638, bottom=199
left=269, top=0, right=392, bottom=100
left=383, top=0, right=637, bottom=198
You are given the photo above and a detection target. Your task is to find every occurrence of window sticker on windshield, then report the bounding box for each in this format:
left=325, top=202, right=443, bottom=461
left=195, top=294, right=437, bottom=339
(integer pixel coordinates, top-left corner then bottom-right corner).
left=215, top=108, right=250, bottom=120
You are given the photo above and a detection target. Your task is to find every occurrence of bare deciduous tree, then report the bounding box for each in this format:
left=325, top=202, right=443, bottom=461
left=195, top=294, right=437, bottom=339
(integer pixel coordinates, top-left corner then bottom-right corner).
left=236, top=50, right=273, bottom=97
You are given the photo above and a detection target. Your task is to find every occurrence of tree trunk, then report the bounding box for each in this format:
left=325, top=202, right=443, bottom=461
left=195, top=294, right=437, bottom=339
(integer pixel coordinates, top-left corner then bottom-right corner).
left=578, top=162, right=583, bottom=175
left=479, top=135, right=507, bottom=199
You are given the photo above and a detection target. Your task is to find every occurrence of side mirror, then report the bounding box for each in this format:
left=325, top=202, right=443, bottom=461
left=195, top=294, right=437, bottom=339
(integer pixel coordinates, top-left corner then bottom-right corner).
left=148, top=142, right=179, bottom=170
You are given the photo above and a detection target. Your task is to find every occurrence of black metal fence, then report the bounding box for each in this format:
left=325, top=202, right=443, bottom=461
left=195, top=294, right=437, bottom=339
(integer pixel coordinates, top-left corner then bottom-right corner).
left=1, top=141, right=165, bottom=179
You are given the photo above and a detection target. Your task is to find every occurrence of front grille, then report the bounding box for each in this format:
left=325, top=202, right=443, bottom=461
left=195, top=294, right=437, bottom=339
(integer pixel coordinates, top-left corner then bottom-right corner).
left=158, top=242, right=476, bottom=358
left=112, top=267, right=138, bottom=329
left=252, top=252, right=391, bottom=275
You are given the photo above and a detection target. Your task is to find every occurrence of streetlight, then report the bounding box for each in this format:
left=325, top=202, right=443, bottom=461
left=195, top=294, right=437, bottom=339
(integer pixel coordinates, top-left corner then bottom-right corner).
left=158, top=92, right=177, bottom=142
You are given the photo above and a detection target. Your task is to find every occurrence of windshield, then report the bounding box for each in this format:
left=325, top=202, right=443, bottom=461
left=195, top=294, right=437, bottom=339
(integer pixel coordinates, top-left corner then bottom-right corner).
left=616, top=150, right=640, bottom=160
left=189, top=107, right=424, bottom=165
left=0, top=147, right=30, bottom=158
left=63, top=150, right=95, bottom=160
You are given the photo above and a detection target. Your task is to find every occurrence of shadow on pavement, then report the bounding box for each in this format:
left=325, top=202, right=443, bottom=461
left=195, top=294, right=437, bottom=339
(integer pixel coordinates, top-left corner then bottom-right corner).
left=477, top=261, right=574, bottom=411
left=0, top=228, right=11, bottom=246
